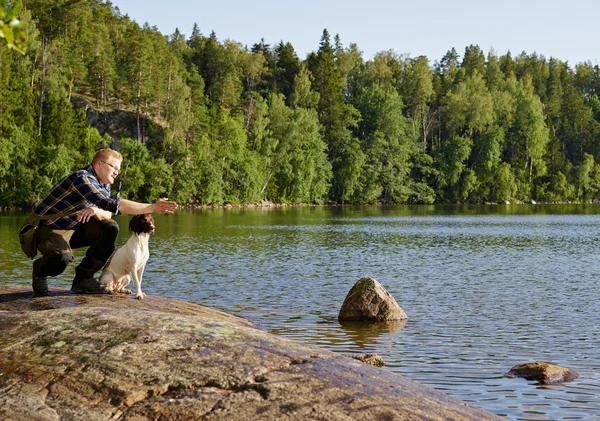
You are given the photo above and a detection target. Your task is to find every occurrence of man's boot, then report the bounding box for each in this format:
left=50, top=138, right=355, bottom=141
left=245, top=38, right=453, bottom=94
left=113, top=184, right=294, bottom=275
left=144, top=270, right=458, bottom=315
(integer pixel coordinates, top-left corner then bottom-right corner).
left=71, top=277, right=108, bottom=294
left=71, top=258, right=109, bottom=294
left=32, top=273, right=48, bottom=297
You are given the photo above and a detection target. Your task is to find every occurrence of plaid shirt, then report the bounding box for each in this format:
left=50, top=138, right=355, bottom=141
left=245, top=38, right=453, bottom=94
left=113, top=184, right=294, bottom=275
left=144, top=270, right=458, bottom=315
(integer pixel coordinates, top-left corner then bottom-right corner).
left=34, top=164, right=121, bottom=229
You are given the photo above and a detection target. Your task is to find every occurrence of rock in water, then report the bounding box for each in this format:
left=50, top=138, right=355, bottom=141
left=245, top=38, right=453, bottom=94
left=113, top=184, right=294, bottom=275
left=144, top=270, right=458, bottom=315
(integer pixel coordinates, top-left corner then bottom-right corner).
left=349, top=353, right=386, bottom=367
left=505, top=362, right=579, bottom=385
left=338, top=277, right=408, bottom=322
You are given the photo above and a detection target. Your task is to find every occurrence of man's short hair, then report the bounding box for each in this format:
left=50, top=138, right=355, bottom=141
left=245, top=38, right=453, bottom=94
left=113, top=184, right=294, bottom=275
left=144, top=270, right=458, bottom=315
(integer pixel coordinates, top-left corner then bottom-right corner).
left=92, top=149, right=123, bottom=164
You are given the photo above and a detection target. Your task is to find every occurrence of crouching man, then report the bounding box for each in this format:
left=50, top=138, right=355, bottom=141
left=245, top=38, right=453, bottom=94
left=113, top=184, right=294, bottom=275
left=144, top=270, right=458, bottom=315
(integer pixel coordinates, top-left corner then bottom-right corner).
left=31, top=148, right=177, bottom=296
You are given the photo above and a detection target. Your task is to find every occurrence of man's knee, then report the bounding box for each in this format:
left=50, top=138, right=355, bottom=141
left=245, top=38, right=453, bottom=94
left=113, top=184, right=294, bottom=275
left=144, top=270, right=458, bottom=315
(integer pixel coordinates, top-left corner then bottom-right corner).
left=43, top=251, right=74, bottom=276
left=101, top=220, right=119, bottom=240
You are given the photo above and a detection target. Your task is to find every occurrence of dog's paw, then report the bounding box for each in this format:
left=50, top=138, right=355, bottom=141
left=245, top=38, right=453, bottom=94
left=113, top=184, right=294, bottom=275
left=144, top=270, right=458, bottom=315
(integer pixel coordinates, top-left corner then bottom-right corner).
left=135, top=292, right=146, bottom=300
left=119, top=288, right=133, bottom=294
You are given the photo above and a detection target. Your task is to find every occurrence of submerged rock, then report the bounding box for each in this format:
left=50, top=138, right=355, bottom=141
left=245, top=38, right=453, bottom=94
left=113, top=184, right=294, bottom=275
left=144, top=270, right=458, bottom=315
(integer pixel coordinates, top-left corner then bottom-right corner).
left=505, top=362, right=579, bottom=385
left=0, top=285, right=501, bottom=420
left=338, top=277, right=408, bottom=322
left=349, top=353, right=386, bottom=367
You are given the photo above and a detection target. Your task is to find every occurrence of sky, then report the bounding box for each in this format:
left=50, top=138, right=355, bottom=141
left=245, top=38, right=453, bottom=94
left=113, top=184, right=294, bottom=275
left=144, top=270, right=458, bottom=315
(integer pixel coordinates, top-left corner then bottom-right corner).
left=111, top=0, right=599, bottom=67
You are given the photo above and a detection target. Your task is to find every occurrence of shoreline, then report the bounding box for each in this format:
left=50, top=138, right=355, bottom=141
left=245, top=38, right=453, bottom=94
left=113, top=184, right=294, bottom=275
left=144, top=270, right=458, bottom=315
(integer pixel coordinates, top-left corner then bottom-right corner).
left=3, top=200, right=597, bottom=213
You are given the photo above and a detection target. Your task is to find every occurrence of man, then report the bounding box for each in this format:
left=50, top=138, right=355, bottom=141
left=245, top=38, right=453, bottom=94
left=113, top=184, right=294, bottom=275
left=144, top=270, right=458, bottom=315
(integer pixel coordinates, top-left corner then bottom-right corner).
left=31, top=148, right=178, bottom=296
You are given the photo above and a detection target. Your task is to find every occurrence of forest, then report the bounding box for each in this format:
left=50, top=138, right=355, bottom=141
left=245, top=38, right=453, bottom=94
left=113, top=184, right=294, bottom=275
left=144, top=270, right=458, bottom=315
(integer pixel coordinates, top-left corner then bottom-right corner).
left=1, top=0, right=600, bottom=208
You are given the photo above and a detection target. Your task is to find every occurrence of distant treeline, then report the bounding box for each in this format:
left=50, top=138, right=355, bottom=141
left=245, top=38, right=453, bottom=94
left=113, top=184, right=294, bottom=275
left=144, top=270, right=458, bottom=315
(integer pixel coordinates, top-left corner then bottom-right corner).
left=1, top=0, right=600, bottom=207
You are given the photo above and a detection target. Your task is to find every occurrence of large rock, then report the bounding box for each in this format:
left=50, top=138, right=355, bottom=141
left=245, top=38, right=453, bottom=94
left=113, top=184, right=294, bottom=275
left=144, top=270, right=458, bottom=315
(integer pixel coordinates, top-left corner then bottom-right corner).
left=338, top=277, right=408, bottom=322
left=505, top=362, right=579, bottom=385
left=0, top=286, right=502, bottom=420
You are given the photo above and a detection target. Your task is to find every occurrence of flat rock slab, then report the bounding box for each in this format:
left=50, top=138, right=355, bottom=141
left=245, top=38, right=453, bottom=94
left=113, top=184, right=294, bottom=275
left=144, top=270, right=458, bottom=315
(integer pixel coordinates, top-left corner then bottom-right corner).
left=0, top=286, right=252, bottom=324
left=0, top=286, right=502, bottom=420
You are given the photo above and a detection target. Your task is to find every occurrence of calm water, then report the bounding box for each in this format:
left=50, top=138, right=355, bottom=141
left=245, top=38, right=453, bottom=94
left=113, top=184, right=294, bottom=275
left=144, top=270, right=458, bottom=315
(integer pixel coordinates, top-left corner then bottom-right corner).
left=2, top=205, right=600, bottom=420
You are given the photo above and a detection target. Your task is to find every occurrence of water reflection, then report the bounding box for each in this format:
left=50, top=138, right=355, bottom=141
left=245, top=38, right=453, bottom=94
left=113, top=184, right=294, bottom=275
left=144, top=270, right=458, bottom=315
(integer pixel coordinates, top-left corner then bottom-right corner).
left=339, top=320, right=407, bottom=348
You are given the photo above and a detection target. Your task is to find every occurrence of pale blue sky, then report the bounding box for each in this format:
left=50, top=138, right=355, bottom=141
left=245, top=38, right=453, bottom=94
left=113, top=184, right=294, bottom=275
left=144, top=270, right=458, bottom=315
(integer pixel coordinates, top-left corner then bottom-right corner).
left=111, top=0, right=599, bottom=67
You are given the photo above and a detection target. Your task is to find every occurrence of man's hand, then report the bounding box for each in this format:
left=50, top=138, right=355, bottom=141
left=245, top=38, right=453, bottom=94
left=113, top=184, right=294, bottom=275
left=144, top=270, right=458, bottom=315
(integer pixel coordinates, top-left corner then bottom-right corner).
left=76, top=207, right=112, bottom=223
left=153, top=198, right=178, bottom=214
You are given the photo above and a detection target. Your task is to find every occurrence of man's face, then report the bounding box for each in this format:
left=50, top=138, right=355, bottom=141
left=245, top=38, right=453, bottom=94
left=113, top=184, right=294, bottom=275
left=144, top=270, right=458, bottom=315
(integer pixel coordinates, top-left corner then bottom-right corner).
left=96, top=158, right=122, bottom=185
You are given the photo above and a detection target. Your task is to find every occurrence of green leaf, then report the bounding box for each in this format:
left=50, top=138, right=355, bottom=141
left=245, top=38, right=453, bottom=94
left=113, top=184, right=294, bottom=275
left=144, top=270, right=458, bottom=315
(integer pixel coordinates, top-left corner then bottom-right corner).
left=2, top=25, right=13, bottom=45
left=10, top=43, right=25, bottom=54
left=16, top=29, right=26, bottom=43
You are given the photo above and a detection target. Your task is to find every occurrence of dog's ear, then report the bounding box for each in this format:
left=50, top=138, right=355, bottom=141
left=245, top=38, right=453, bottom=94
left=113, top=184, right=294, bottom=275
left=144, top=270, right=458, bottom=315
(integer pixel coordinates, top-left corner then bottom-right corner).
left=129, top=215, right=142, bottom=233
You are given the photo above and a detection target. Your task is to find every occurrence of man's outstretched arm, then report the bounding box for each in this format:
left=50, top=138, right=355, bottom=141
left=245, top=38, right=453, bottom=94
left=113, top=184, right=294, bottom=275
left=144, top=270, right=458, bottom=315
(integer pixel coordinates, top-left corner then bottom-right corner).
left=119, top=198, right=178, bottom=215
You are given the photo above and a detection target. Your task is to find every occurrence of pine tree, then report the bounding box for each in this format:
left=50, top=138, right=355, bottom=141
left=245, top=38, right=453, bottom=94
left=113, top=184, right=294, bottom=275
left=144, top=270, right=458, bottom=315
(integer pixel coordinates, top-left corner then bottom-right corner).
left=307, top=29, right=363, bottom=202
left=274, top=41, right=300, bottom=103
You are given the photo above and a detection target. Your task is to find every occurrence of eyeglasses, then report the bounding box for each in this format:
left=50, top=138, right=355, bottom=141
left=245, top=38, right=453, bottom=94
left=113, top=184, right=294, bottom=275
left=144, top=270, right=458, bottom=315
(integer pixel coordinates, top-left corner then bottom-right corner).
left=100, top=160, right=121, bottom=175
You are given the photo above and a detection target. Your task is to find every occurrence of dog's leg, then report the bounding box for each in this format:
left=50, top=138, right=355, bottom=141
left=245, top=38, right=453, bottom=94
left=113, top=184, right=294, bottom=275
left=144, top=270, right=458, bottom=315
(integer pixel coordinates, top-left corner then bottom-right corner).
left=131, top=265, right=146, bottom=300
left=99, top=270, right=114, bottom=293
left=116, top=275, right=132, bottom=294
left=136, top=264, right=146, bottom=299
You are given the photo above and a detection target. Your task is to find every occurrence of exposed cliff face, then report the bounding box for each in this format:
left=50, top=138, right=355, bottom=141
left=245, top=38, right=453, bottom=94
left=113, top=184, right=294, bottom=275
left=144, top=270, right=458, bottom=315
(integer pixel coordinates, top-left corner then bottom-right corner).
left=0, top=286, right=503, bottom=420
left=71, top=96, right=164, bottom=144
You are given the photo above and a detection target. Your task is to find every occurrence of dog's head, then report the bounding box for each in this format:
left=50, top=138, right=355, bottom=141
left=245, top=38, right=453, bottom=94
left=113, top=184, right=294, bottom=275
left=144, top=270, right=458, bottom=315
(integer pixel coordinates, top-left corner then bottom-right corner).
left=129, top=213, right=155, bottom=235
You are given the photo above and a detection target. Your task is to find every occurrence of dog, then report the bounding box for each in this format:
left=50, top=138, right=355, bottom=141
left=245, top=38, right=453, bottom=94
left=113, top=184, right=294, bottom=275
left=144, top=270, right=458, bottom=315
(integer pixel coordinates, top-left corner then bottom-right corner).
left=100, top=214, right=155, bottom=299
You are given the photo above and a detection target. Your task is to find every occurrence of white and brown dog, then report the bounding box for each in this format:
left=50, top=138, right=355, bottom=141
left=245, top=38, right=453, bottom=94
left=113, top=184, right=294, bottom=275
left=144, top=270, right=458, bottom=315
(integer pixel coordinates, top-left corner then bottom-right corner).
left=100, top=214, right=155, bottom=299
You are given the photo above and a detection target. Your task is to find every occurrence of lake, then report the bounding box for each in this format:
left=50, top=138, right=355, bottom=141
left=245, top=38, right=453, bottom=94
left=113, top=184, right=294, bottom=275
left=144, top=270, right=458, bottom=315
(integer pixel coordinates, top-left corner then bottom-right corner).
left=2, top=204, right=600, bottom=420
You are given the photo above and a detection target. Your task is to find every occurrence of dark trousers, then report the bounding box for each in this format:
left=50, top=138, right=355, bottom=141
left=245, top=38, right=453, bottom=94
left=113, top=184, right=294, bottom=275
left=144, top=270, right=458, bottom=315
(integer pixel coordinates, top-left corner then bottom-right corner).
left=33, top=219, right=119, bottom=282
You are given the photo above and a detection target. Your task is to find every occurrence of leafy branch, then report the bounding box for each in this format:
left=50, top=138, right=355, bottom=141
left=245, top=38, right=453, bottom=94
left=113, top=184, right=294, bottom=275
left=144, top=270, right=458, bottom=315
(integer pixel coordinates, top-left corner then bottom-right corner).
left=0, top=0, right=27, bottom=54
